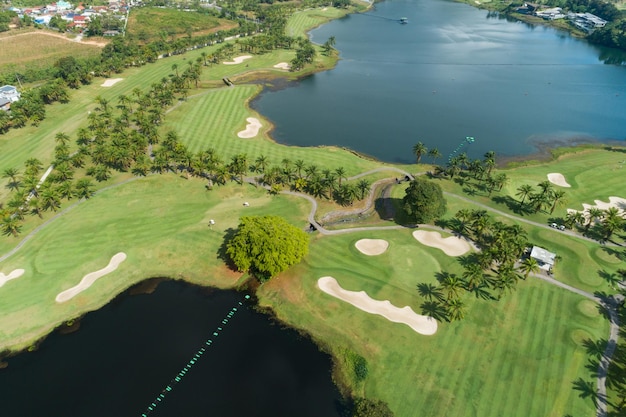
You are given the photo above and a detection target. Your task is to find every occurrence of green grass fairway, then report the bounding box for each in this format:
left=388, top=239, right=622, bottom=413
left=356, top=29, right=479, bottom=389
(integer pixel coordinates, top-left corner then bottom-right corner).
left=0, top=175, right=310, bottom=351
left=165, top=84, right=380, bottom=175
left=286, top=7, right=349, bottom=38
left=259, top=229, right=607, bottom=417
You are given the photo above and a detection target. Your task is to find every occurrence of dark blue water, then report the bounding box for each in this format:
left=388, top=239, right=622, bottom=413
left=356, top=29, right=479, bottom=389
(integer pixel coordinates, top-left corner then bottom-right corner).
left=0, top=281, right=343, bottom=417
left=253, top=0, right=626, bottom=163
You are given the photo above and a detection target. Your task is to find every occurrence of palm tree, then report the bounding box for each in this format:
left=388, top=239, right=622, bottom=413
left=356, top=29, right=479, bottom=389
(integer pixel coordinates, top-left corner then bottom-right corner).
left=602, top=207, right=625, bottom=240
left=585, top=207, right=604, bottom=232
left=530, top=192, right=551, bottom=213
left=2, top=167, right=20, bottom=184
left=446, top=157, right=461, bottom=178
left=516, top=184, right=534, bottom=205
left=1, top=216, right=22, bottom=237
left=294, top=159, right=305, bottom=179
left=74, top=179, right=95, bottom=199
left=412, top=142, right=427, bottom=164
left=428, top=147, right=441, bottom=166
left=445, top=298, right=466, bottom=321
left=565, top=210, right=584, bottom=229
left=255, top=155, right=269, bottom=173
left=463, top=263, right=485, bottom=290
left=549, top=189, right=567, bottom=214
left=24, top=158, right=43, bottom=176
left=519, top=257, right=540, bottom=279
left=483, top=151, right=496, bottom=176
left=356, top=179, right=370, bottom=200
left=537, top=180, right=553, bottom=198
left=335, top=167, right=346, bottom=187
left=40, top=186, right=61, bottom=211
left=440, top=273, right=464, bottom=301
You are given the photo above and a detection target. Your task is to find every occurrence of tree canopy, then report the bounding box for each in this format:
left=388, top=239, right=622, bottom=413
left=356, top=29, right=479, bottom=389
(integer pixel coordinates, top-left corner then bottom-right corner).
left=352, top=398, right=395, bottom=417
left=402, top=178, right=447, bottom=224
left=225, top=215, right=309, bottom=280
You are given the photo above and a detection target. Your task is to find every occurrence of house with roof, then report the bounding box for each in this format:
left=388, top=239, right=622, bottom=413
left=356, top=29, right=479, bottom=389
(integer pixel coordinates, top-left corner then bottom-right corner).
left=0, top=85, right=21, bottom=112
left=530, top=246, right=556, bottom=271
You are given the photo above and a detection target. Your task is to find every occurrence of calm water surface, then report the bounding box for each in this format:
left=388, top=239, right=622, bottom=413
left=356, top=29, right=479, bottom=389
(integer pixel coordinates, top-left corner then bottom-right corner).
left=0, top=281, right=342, bottom=417
left=253, top=0, right=626, bottom=163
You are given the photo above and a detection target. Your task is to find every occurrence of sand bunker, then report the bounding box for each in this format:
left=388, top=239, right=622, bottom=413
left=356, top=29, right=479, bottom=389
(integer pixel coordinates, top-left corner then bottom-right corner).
left=547, top=173, right=571, bottom=188
left=412, top=230, right=471, bottom=256
left=567, top=196, right=626, bottom=219
left=223, top=55, right=252, bottom=65
left=355, top=239, right=389, bottom=256
left=101, top=78, right=123, bottom=87
left=0, top=269, right=25, bottom=288
left=273, top=62, right=290, bottom=70
left=237, top=117, right=262, bottom=138
left=56, top=253, right=127, bottom=303
left=318, top=277, right=437, bottom=335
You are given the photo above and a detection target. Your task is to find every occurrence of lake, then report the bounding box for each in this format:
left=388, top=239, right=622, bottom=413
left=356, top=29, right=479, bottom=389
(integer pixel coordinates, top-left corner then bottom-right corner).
left=253, top=0, right=626, bottom=163
left=0, top=281, right=343, bottom=417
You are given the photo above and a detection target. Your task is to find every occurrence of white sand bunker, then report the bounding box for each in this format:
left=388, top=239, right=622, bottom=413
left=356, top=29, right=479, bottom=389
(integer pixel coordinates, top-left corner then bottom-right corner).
left=0, top=269, right=25, bottom=288
left=355, top=239, right=389, bottom=256
left=568, top=196, right=626, bottom=218
left=412, top=230, right=470, bottom=256
left=237, top=117, right=262, bottom=138
left=547, top=173, right=571, bottom=188
left=223, top=55, right=252, bottom=65
left=318, top=277, right=437, bottom=335
left=101, top=78, right=123, bottom=87
left=273, top=62, right=290, bottom=70
left=56, top=253, right=127, bottom=303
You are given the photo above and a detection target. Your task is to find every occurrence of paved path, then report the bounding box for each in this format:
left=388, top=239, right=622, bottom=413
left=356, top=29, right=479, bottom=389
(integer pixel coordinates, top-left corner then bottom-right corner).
left=1, top=167, right=620, bottom=414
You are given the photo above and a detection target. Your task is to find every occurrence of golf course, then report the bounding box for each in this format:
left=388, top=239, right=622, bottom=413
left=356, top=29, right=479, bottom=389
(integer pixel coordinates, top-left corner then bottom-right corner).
left=1, top=3, right=625, bottom=417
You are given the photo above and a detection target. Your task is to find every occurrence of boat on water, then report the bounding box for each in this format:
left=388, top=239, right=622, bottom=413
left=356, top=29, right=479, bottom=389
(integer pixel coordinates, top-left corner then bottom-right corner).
left=400, top=17, right=408, bottom=24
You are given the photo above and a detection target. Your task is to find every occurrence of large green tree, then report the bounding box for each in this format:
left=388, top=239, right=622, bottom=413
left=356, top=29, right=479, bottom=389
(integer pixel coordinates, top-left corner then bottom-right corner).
left=402, top=178, right=446, bottom=223
left=352, top=398, right=394, bottom=417
left=226, top=215, right=309, bottom=280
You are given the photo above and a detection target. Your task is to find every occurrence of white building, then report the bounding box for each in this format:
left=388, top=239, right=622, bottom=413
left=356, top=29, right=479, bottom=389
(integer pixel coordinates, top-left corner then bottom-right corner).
left=530, top=246, right=556, bottom=271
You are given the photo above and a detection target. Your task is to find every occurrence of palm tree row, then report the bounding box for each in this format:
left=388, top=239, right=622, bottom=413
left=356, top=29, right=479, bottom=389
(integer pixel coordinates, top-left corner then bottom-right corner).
left=515, top=180, right=568, bottom=214
left=565, top=205, right=626, bottom=241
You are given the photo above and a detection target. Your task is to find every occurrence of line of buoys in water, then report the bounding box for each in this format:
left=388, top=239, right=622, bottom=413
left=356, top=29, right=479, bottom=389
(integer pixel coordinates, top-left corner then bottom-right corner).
left=140, top=294, right=251, bottom=416
left=448, top=136, right=476, bottom=161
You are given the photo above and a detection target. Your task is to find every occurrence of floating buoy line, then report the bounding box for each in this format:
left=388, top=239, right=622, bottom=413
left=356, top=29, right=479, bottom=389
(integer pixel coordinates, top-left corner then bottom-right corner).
left=139, top=294, right=251, bottom=416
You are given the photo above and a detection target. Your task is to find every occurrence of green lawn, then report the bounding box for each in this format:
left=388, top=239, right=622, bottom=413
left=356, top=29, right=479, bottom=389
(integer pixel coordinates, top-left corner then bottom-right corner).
left=285, top=7, right=350, bottom=38
left=0, top=175, right=311, bottom=351
left=258, top=229, right=606, bottom=417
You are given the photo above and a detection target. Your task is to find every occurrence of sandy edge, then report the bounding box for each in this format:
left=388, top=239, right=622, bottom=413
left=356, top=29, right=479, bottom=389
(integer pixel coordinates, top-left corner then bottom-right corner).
left=237, top=117, right=262, bottom=138
left=355, top=239, right=389, bottom=256
left=412, top=230, right=470, bottom=257
left=101, top=78, right=123, bottom=87
left=547, top=173, right=571, bottom=188
left=567, top=196, right=626, bottom=219
left=317, top=277, right=437, bottom=335
left=273, top=62, right=290, bottom=70
left=0, top=269, right=25, bottom=288
left=223, top=55, right=252, bottom=65
left=56, top=253, right=127, bottom=303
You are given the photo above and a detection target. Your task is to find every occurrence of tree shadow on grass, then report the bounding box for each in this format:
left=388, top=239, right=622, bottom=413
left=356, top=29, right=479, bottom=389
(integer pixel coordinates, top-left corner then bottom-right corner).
left=492, top=195, right=529, bottom=215
left=583, top=338, right=609, bottom=360
left=216, top=227, right=238, bottom=271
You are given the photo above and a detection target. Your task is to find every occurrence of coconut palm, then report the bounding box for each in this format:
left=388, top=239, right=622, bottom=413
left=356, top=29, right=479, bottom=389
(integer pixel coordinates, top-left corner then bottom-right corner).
left=549, top=189, right=567, bottom=214
left=294, top=160, right=305, bottom=179
left=335, top=167, right=347, bottom=187
left=356, top=179, right=370, bottom=200
left=440, top=273, right=464, bottom=301
left=585, top=207, right=604, bottom=232
left=445, top=298, right=466, bottom=321
left=74, top=179, right=95, bottom=199
left=602, top=207, right=625, bottom=240
left=24, top=158, right=44, bottom=176
left=419, top=301, right=448, bottom=321
left=519, top=257, right=540, bottom=279
left=428, top=147, right=442, bottom=166
left=412, top=142, right=427, bottom=164
left=463, top=263, right=485, bottom=290
left=516, top=184, right=534, bottom=205
left=1, top=216, right=22, bottom=237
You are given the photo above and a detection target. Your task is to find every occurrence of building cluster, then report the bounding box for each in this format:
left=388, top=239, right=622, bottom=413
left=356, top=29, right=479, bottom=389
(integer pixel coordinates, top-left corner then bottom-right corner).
left=0, top=85, right=21, bottom=111
left=6, top=0, right=137, bottom=34
left=516, top=3, right=607, bottom=32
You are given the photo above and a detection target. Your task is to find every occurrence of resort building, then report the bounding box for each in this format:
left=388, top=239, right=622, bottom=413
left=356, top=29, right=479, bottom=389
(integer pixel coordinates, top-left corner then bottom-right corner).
left=530, top=246, right=556, bottom=271
left=0, top=85, right=21, bottom=111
